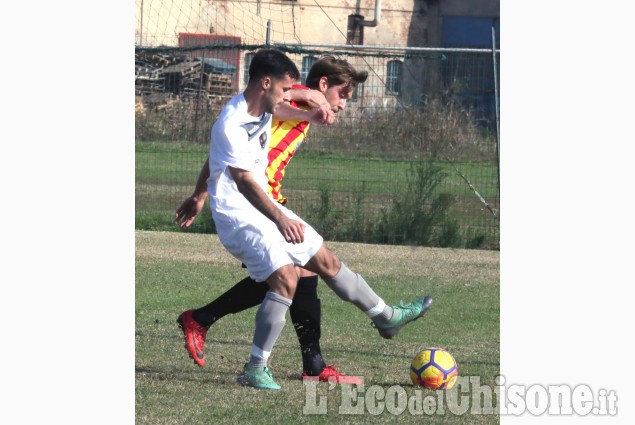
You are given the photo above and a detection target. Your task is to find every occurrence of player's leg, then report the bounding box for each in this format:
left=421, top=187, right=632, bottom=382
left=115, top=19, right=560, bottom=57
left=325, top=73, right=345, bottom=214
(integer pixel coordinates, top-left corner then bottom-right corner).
left=289, top=270, right=324, bottom=375
left=177, top=276, right=269, bottom=367
left=193, top=276, right=268, bottom=326
left=237, top=264, right=298, bottom=390
left=290, top=267, right=362, bottom=385
left=303, top=243, right=433, bottom=339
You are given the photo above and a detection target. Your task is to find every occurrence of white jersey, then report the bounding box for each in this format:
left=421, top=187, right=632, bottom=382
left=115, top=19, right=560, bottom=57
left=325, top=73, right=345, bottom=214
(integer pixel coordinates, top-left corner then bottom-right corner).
left=206, top=92, right=324, bottom=282
left=207, top=93, right=272, bottom=214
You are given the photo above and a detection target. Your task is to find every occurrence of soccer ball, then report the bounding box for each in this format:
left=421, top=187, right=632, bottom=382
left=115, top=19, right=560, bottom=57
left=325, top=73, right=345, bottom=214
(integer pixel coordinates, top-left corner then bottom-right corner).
left=409, top=347, right=458, bottom=390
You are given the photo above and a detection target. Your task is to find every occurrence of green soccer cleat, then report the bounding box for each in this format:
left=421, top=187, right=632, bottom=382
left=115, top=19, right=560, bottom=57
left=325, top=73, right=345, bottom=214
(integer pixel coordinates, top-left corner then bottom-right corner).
left=371, top=296, right=433, bottom=339
left=237, top=364, right=282, bottom=390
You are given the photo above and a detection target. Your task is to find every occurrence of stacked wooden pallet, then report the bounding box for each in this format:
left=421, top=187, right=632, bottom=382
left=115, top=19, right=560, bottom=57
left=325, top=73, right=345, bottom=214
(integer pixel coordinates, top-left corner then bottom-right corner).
left=135, top=51, right=235, bottom=110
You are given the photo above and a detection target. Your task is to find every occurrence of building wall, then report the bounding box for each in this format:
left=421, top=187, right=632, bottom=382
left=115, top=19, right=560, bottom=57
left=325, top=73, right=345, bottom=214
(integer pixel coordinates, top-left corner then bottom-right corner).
left=136, top=1, right=499, bottom=48
left=137, top=1, right=431, bottom=47
left=440, top=0, right=499, bottom=17
left=136, top=1, right=499, bottom=106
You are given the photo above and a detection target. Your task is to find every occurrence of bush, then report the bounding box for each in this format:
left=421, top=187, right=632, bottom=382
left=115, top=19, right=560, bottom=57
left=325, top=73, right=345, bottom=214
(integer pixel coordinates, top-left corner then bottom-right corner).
left=375, top=161, right=461, bottom=247
left=301, top=94, right=497, bottom=162
left=135, top=208, right=216, bottom=234
left=135, top=95, right=218, bottom=143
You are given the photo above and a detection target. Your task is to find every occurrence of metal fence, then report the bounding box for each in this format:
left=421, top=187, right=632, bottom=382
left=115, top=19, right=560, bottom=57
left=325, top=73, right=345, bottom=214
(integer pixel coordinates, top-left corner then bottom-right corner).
left=135, top=43, right=500, bottom=249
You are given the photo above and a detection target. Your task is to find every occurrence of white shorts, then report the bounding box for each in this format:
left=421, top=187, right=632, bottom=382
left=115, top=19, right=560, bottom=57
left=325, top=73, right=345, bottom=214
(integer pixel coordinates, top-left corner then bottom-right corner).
left=211, top=202, right=323, bottom=282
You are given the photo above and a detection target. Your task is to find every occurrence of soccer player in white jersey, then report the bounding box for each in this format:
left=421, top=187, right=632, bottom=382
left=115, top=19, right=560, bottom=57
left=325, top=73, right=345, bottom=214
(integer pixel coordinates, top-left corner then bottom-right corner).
left=176, top=56, right=367, bottom=385
left=201, top=48, right=432, bottom=390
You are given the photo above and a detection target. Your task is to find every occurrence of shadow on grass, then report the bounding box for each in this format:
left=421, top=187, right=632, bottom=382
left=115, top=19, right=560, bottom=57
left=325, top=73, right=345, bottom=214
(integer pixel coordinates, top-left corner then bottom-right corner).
left=136, top=365, right=238, bottom=384
left=137, top=330, right=423, bottom=361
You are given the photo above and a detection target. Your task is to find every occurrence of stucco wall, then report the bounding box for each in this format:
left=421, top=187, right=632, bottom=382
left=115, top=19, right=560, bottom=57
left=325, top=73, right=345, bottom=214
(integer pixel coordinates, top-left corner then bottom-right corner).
left=136, top=1, right=499, bottom=48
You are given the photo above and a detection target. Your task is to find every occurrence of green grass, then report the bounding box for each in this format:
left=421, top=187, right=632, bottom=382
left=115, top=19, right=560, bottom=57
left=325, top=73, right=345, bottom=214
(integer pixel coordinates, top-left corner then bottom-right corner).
left=135, top=146, right=499, bottom=248
left=136, top=230, right=500, bottom=424
left=135, top=149, right=498, bottom=198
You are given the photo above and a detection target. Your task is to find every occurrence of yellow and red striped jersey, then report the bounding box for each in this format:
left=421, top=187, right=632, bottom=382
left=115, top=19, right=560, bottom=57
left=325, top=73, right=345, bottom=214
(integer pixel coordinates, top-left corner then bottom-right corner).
left=266, top=84, right=312, bottom=204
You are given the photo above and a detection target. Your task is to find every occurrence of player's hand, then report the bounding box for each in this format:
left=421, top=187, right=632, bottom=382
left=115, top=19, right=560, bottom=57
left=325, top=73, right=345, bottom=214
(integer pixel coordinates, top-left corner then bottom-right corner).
left=308, top=105, right=335, bottom=125
left=277, top=216, right=305, bottom=244
left=174, top=195, right=206, bottom=229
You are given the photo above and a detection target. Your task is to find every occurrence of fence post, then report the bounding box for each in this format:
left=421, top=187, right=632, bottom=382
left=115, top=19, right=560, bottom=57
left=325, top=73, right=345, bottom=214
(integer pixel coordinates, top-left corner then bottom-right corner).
left=492, top=26, right=501, bottom=200
left=192, top=50, right=206, bottom=142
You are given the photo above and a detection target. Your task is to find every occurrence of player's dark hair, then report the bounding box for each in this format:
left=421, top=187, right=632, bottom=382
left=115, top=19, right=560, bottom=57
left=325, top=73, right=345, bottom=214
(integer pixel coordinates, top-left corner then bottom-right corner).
left=248, top=48, right=300, bottom=82
left=305, top=56, right=368, bottom=93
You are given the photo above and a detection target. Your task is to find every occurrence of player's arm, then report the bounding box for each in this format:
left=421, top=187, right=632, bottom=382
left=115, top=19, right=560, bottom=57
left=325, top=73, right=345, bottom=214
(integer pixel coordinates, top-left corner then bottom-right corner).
left=277, top=89, right=334, bottom=125
left=274, top=102, right=333, bottom=125
left=173, top=157, right=210, bottom=228
left=273, top=102, right=313, bottom=122
left=229, top=166, right=305, bottom=244
left=288, top=88, right=328, bottom=109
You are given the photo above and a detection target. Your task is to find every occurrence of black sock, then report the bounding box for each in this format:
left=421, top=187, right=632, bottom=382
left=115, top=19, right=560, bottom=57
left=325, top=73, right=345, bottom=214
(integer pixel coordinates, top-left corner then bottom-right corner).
left=193, top=276, right=269, bottom=327
left=290, top=275, right=326, bottom=376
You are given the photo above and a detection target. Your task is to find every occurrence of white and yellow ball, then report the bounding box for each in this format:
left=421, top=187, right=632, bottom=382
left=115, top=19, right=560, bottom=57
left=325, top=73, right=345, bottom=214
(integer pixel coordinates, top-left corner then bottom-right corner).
left=410, top=347, right=458, bottom=390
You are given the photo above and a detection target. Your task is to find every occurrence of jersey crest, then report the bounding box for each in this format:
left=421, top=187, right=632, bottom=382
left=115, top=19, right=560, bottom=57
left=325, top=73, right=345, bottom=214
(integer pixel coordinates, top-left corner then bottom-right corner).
left=259, top=131, right=267, bottom=149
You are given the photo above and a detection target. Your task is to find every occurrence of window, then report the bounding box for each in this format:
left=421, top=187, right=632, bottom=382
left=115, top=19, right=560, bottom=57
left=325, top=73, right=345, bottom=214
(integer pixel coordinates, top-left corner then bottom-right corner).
left=386, top=60, right=402, bottom=95
left=301, top=56, right=317, bottom=85
left=347, top=14, right=364, bottom=45
left=243, top=53, right=255, bottom=84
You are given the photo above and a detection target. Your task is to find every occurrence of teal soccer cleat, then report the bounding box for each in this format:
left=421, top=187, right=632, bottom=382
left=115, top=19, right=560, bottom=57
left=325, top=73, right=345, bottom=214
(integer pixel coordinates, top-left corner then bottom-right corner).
left=371, top=296, right=433, bottom=339
left=237, top=364, right=282, bottom=390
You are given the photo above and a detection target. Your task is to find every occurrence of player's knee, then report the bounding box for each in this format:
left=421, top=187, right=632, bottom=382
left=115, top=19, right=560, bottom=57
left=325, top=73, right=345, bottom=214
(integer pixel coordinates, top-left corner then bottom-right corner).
left=278, top=280, right=297, bottom=299
left=321, top=249, right=341, bottom=278
left=267, top=266, right=298, bottom=299
left=311, top=245, right=340, bottom=276
left=270, top=283, right=296, bottom=300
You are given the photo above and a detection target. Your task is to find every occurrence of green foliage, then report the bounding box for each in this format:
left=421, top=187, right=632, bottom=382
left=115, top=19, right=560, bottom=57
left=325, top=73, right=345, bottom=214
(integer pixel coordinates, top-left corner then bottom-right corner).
left=304, top=188, right=343, bottom=241
left=301, top=99, right=496, bottom=162
left=305, top=185, right=377, bottom=244
left=298, top=164, right=491, bottom=249
left=437, top=216, right=463, bottom=248
left=340, top=187, right=374, bottom=242
left=135, top=211, right=175, bottom=231
left=135, top=99, right=215, bottom=144
left=463, top=227, right=492, bottom=250
left=375, top=161, right=461, bottom=247
left=136, top=208, right=216, bottom=234
left=134, top=143, right=498, bottom=249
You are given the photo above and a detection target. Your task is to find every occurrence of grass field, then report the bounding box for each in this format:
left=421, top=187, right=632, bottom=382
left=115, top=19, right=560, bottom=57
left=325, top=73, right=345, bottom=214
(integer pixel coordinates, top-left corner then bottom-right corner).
left=135, top=148, right=499, bottom=205
left=135, top=143, right=500, bottom=248
left=136, top=230, right=499, bottom=424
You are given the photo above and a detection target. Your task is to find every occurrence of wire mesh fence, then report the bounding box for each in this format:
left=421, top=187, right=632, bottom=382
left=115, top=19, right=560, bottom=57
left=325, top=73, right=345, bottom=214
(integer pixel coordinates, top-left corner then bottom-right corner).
left=135, top=43, right=500, bottom=249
